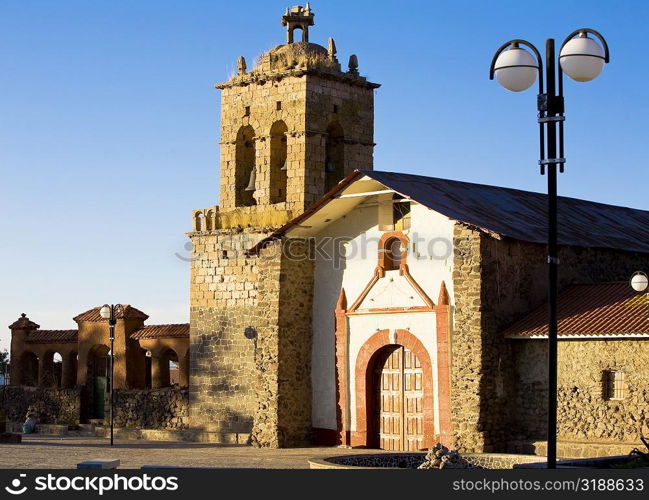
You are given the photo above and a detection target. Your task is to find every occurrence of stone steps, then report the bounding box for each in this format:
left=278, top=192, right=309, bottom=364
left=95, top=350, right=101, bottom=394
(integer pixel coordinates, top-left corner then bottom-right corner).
left=6, top=422, right=96, bottom=437
left=93, top=425, right=250, bottom=444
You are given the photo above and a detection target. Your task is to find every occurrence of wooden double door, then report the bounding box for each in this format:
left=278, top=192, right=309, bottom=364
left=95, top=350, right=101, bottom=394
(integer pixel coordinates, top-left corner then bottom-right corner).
left=374, top=345, right=425, bottom=451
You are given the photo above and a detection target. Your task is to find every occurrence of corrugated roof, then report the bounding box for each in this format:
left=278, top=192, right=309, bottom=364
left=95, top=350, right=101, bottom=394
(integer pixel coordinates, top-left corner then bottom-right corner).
left=73, top=305, right=149, bottom=323
left=130, top=324, right=189, bottom=340
left=253, top=170, right=649, bottom=254
left=503, top=282, right=649, bottom=339
left=25, top=330, right=78, bottom=344
left=364, top=171, right=649, bottom=254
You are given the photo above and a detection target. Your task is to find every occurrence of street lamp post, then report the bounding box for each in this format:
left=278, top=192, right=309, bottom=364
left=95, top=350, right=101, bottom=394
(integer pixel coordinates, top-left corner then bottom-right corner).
left=99, top=304, right=121, bottom=446
left=490, top=29, right=609, bottom=469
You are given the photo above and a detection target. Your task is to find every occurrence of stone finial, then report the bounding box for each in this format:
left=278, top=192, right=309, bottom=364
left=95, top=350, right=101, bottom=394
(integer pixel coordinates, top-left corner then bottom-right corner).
left=9, top=313, right=40, bottom=330
left=348, top=54, right=359, bottom=75
left=281, top=5, right=315, bottom=44
left=327, top=37, right=337, bottom=60
left=237, top=56, right=247, bottom=75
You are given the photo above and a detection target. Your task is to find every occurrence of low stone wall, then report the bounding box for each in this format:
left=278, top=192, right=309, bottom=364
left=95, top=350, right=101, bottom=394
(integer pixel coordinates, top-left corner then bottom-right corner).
left=0, top=386, right=82, bottom=425
left=509, top=439, right=641, bottom=459
left=308, top=453, right=542, bottom=469
left=112, top=387, right=189, bottom=430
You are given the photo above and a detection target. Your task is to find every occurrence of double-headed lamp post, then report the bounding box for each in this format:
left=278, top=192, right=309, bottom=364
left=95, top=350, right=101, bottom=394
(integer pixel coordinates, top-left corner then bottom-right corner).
left=99, top=304, right=121, bottom=446
left=490, top=29, right=609, bottom=469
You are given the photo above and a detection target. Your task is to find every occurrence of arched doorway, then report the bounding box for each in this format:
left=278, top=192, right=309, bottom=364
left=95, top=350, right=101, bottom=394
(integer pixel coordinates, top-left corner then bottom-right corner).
left=19, top=352, right=39, bottom=386
left=372, top=345, right=424, bottom=451
left=354, top=329, right=434, bottom=450
left=87, top=345, right=110, bottom=419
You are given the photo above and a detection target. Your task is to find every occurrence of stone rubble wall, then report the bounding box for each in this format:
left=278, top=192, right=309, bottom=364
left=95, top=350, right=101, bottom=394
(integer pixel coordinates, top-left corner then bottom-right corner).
left=251, top=238, right=315, bottom=447
left=0, top=386, right=82, bottom=425
left=450, top=226, right=485, bottom=452
left=452, top=223, right=649, bottom=453
left=513, top=340, right=649, bottom=444
left=112, top=387, right=189, bottom=430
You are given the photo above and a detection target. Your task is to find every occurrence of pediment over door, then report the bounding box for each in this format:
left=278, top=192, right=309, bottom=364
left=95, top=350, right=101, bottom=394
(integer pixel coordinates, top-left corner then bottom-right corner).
left=349, top=267, right=435, bottom=314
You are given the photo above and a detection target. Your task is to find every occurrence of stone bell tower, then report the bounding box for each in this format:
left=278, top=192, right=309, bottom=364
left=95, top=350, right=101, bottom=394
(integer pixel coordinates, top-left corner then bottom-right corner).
left=214, top=4, right=380, bottom=226
left=188, top=6, right=379, bottom=448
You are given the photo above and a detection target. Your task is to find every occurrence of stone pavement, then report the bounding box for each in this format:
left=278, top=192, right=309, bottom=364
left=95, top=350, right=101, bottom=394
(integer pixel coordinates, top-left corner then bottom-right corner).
left=0, top=436, right=370, bottom=469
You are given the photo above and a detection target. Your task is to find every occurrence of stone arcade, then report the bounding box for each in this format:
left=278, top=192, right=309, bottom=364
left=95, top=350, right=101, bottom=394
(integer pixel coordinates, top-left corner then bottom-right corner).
left=6, top=6, right=649, bottom=457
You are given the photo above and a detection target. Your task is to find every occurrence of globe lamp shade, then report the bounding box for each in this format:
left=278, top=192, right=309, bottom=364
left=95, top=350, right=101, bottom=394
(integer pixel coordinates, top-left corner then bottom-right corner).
left=631, top=272, right=649, bottom=293
left=560, top=34, right=605, bottom=82
left=494, top=47, right=538, bottom=92
left=99, top=305, right=111, bottom=320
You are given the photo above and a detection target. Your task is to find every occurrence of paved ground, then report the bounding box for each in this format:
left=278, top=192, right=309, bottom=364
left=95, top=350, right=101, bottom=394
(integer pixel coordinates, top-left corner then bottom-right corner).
left=0, top=436, right=367, bottom=469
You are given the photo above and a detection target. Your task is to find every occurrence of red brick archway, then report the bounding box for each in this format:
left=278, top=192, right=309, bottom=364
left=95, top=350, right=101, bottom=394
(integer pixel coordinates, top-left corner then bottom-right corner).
left=351, top=329, right=435, bottom=449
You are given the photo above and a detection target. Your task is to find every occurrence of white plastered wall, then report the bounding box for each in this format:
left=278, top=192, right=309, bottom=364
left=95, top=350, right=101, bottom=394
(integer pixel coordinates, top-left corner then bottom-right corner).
left=310, top=201, right=455, bottom=432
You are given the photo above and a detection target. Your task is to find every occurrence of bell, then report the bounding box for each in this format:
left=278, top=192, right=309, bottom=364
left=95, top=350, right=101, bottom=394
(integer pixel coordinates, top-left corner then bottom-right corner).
left=244, top=167, right=256, bottom=192
left=325, top=159, right=335, bottom=173
left=280, top=160, right=288, bottom=171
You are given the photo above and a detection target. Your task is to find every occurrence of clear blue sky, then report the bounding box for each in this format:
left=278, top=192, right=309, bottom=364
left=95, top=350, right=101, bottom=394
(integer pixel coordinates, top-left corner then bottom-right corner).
left=1, top=0, right=648, bottom=351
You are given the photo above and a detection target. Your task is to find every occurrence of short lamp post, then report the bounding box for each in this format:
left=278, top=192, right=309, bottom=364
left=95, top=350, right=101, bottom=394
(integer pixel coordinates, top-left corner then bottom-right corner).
left=490, top=29, right=609, bottom=469
left=99, top=304, right=121, bottom=446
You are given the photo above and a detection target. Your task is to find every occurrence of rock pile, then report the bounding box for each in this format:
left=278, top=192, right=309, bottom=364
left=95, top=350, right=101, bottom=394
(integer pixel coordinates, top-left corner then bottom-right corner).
left=418, top=443, right=476, bottom=469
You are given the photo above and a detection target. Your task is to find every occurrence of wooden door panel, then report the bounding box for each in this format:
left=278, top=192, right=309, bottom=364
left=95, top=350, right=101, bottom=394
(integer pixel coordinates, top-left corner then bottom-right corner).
left=376, top=345, right=425, bottom=451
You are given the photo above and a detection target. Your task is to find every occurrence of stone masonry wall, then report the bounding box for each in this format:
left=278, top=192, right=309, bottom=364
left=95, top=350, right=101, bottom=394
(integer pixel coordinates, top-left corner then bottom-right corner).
left=0, top=386, right=82, bottom=425
left=218, top=72, right=374, bottom=217
left=112, top=387, right=189, bottom=430
left=450, top=225, right=485, bottom=452
left=189, top=227, right=274, bottom=438
left=452, top=223, right=649, bottom=452
left=251, top=238, right=315, bottom=447
left=513, top=340, right=649, bottom=445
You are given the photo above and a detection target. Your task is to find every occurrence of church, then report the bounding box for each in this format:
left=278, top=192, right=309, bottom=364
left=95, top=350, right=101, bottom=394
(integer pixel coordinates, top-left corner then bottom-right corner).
left=6, top=6, right=649, bottom=457
left=188, top=6, right=649, bottom=454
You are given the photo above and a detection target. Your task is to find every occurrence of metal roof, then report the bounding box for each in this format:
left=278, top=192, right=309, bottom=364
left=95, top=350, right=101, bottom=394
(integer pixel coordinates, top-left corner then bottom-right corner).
left=363, top=171, right=649, bottom=254
left=253, top=170, right=649, bottom=254
left=503, top=282, right=649, bottom=339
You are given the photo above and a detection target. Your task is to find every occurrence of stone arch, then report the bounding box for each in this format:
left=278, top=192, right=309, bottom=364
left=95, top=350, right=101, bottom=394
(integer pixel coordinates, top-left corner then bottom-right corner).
left=289, top=25, right=307, bottom=43
left=62, top=351, right=78, bottom=388
left=205, top=209, right=215, bottom=231
left=86, top=344, right=110, bottom=419
left=269, top=120, right=288, bottom=204
left=18, top=351, right=39, bottom=386
left=235, top=125, right=257, bottom=207
left=325, top=121, right=345, bottom=192
left=40, top=350, right=63, bottom=388
left=194, top=211, right=204, bottom=232
left=353, top=329, right=434, bottom=449
left=149, top=346, right=180, bottom=388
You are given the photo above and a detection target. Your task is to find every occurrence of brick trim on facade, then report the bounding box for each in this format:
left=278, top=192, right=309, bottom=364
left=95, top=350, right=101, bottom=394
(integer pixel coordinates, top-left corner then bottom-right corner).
left=334, top=288, right=350, bottom=446
left=435, top=281, right=452, bottom=446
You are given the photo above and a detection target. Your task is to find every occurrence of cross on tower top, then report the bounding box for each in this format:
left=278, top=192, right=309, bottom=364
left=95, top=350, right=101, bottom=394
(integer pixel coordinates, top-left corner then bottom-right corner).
left=281, top=4, right=315, bottom=44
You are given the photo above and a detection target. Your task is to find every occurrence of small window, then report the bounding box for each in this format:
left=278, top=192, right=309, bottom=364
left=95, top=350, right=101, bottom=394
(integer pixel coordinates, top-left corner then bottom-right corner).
left=383, top=238, right=402, bottom=271
left=394, top=198, right=411, bottom=231
left=276, top=101, right=282, bottom=111
left=603, top=370, right=626, bottom=400
left=244, top=106, right=250, bottom=116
